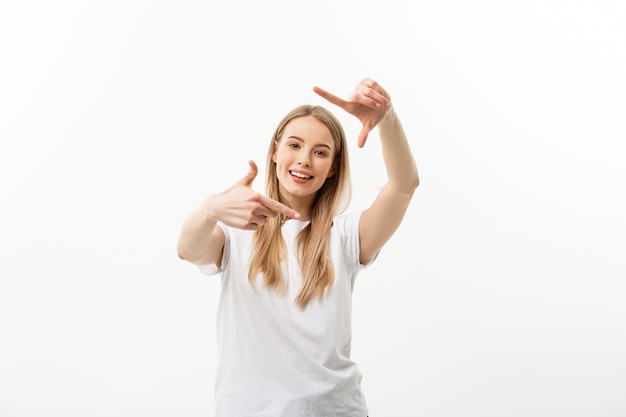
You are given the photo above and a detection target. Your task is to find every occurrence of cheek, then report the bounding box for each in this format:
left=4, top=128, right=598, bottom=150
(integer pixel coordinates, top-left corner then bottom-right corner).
left=276, top=154, right=291, bottom=176
left=275, top=148, right=289, bottom=165
left=325, top=159, right=336, bottom=177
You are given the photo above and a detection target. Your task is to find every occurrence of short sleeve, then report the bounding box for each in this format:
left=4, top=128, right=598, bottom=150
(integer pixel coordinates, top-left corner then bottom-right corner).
left=334, top=210, right=378, bottom=269
left=198, top=263, right=221, bottom=276
left=197, top=223, right=229, bottom=276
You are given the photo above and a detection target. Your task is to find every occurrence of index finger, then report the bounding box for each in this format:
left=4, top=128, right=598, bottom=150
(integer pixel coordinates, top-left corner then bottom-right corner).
left=313, top=86, right=350, bottom=108
left=259, top=195, right=301, bottom=219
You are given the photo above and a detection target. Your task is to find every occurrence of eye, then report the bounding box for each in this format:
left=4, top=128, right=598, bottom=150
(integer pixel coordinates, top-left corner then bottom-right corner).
left=289, top=143, right=300, bottom=149
left=314, top=149, right=329, bottom=157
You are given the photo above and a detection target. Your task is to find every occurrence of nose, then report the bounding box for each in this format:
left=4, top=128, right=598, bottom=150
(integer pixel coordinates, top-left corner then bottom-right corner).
left=298, top=154, right=311, bottom=167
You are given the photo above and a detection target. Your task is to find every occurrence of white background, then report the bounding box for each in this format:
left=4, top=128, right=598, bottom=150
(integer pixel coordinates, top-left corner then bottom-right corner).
left=1, top=1, right=625, bottom=416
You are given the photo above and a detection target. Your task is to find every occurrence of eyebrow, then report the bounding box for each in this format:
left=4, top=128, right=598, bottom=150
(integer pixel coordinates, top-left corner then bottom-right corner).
left=286, top=135, right=332, bottom=150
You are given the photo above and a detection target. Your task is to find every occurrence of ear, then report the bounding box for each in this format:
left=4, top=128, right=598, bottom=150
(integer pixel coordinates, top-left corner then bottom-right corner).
left=326, top=160, right=337, bottom=178
left=272, top=140, right=279, bottom=163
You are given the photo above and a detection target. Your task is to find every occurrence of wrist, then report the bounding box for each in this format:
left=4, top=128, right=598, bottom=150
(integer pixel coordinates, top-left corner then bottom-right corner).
left=200, top=195, right=221, bottom=224
left=379, top=107, right=398, bottom=129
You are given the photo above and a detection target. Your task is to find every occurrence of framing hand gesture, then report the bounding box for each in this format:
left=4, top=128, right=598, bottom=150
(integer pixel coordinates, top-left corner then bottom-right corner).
left=209, top=160, right=300, bottom=230
left=313, top=77, right=392, bottom=148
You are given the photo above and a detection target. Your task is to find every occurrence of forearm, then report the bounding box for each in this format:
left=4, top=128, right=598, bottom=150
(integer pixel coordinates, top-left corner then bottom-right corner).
left=177, top=202, right=219, bottom=264
left=378, top=108, right=419, bottom=193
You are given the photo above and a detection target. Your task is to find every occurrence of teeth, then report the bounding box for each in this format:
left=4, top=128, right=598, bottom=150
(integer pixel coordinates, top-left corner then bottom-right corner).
left=291, top=171, right=311, bottom=179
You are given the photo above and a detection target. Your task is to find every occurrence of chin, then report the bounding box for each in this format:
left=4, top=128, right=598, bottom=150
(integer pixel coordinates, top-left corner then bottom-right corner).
left=280, top=182, right=319, bottom=199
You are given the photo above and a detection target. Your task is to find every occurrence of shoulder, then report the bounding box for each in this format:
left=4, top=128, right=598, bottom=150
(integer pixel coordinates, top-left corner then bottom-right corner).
left=330, top=211, right=363, bottom=249
left=332, top=210, right=363, bottom=234
left=218, top=222, right=253, bottom=239
left=217, top=222, right=255, bottom=252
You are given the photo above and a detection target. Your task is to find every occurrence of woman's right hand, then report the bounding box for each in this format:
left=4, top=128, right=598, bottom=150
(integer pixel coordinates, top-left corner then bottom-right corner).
left=203, top=160, right=300, bottom=230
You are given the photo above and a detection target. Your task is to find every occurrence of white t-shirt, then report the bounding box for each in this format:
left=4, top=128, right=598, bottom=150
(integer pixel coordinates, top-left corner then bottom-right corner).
left=200, top=211, right=372, bottom=417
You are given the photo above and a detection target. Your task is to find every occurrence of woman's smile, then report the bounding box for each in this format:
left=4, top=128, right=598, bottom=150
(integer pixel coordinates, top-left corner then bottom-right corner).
left=289, top=169, right=313, bottom=182
left=273, top=115, right=336, bottom=203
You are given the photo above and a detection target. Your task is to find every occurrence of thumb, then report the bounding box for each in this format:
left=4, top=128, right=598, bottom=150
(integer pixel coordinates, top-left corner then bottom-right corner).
left=236, top=160, right=258, bottom=187
left=357, top=127, right=369, bottom=148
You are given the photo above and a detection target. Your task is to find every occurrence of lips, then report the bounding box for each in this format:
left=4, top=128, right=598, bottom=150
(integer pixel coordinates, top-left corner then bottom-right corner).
left=289, top=170, right=313, bottom=179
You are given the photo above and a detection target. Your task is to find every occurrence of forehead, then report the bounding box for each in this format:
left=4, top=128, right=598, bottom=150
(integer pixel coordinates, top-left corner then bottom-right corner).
left=282, top=116, right=334, bottom=148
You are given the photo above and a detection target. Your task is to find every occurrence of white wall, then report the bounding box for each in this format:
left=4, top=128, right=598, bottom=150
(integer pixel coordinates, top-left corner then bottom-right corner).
left=1, top=1, right=624, bottom=416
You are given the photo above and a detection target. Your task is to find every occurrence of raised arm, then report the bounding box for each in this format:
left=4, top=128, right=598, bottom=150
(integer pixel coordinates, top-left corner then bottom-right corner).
left=177, top=160, right=300, bottom=267
left=314, top=78, right=419, bottom=264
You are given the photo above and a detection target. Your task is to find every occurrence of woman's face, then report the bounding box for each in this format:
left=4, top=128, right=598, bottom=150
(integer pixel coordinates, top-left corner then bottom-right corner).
left=272, top=115, right=336, bottom=205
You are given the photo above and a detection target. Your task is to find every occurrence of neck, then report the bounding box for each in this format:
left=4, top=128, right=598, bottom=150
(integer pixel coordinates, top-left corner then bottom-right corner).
left=280, top=194, right=315, bottom=222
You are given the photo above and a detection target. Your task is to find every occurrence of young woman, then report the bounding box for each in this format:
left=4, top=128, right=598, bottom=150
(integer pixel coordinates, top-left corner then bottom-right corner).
left=177, top=78, right=419, bottom=416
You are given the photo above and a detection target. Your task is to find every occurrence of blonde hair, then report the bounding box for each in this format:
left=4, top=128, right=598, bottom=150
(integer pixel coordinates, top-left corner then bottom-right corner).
left=248, top=105, right=351, bottom=308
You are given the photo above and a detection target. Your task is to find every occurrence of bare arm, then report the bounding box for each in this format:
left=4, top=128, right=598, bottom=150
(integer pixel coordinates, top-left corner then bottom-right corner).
left=177, top=160, right=300, bottom=267
left=177, top=203, right=225, bottom=267
left=359, top=107, right=418, bottom=264
left=314, top=78, right=419, bottom=264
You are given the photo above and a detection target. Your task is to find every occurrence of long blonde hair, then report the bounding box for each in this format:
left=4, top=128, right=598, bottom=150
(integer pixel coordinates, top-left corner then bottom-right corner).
left=248, top=105, right=351, bottom=308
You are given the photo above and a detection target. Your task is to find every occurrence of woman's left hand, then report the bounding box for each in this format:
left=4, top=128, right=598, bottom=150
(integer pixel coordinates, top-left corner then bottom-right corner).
left=313, top=77, right=392, bottom=148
